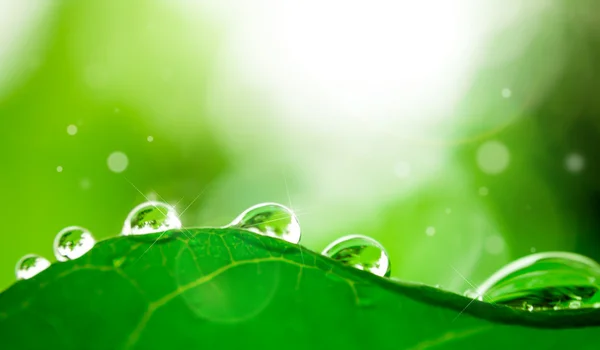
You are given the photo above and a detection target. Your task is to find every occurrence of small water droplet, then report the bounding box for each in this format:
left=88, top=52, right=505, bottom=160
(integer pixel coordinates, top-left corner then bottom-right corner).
left=228, top=202, right=301, bottom=244
left=502, top=88, right=512, bottom=98
left=56, top=166, right=63, bottom=173
left=107, top=151, right=129, bottom=173
left=147, top=136, right=154, bottom=142
left=67, top=124, right=78, bottom=136
left=53, top=226, right=96, bottom=261
left=122, top=201, right=182, bottom=235
left=463, top=289, right=482, bottom=300
left=15, top=254, right=51, bottom=280
left=524, top=303, right=534, bottom=312
left=425, top=226, right=436, bottom=236
left=322, top=234, right=391, bottom=277
left=594, top=303, right=600, bottom=309
left=476, top=252, right=600, bottom=310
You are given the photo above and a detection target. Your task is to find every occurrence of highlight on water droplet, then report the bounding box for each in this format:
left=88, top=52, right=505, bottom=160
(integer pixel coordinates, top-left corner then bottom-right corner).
left=476, top=252, right=600, bottom=311
left=122, top=201, right=182, bottom=235
left=322, top=234, right=391, bottom=277
left=15, top=254, right=51, bottom=280
left=53, top=226, right=96, bottom=261
left=228, top=202, right=301, bottom=244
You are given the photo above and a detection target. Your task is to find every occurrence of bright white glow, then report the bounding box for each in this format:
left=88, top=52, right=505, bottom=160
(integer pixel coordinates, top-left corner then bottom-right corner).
left=565, top=153, right=585, bottom=173
left=477, top=141, right=510, bottom=175
left=394, top=162, right=411, bottom=179
left=107, top=151, right=129, bottom=173
left=67, top=124, right=78, bottom=136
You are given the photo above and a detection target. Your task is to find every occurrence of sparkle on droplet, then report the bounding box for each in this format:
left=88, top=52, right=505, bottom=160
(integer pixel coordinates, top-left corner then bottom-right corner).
left=476, top=252, right=600, bottom=310
left=322, top=234, right=391, bottom=277
left=15, top=254, right=51, bottom=280
left=228, top=202, right=301, bottom=244
left=122, top=201, right=182, bottom=235
left=147, top=136, right=154, bottom=142
left=67, top=124, right=78, bottom=135
left=107, top=151, right=129, bottom=173
left=53, top=226, right=96, bottom=261
left=56, top=166, right=63, bottom=173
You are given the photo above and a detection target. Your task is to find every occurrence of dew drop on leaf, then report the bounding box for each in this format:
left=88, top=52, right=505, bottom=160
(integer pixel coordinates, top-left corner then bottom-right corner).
left=53, top=226, right=96, bottom=261
left=228, top=202, right=301, bottom=244
left=122, top=201, right=182, bottom=235
left=476, top=252, right=600, bottom=311
left=15, top=254, right=51, bottom=280
left=322, top=234, right=391, bottom=277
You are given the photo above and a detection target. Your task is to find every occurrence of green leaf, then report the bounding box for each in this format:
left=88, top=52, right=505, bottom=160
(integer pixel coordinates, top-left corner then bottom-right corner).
left=1, top=228, right=599, bottom=349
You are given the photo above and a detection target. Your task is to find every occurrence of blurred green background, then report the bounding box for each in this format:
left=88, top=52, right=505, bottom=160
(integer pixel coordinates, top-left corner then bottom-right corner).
left=1, top=0, right=600, bottom=293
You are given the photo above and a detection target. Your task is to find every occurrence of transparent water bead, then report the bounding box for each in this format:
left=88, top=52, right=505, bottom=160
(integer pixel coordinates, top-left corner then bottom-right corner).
left=122, top=201, right=182, bottom=235
left=476, top=252, right=600, bottom=310
left=322, top=235, right=391, bottom=277
left=15, top=254, right=51, bottom=280
left=53, top=226, right=96, bottom=261
left=229, top=202, right=301, bottom=244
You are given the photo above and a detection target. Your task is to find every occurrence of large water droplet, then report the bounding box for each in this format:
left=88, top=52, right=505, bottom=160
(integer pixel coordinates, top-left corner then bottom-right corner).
left=476, top=252, right=600, bottom=310
left=15, top=254, right=51, bottom=280
left=53, top=226, right=96, bottom=261
left=322, top=235, right=391, bottom=277
left=122, top=201, right=182, bottom=235
left=228, top=202, right=301, bottom=244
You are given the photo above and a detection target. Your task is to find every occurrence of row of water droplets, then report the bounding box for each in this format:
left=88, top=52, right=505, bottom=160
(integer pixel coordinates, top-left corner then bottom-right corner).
left=15, top=201, right=389, bottom=280
left=14, top=201, right=600, bottom=311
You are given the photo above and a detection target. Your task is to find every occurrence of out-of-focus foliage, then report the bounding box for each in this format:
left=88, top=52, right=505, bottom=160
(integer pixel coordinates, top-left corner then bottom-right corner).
left=1, top=0, right=600, bottom=293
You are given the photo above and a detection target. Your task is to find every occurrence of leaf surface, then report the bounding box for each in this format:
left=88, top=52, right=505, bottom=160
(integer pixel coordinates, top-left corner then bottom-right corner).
left=1, top=228, right=599, bottom=350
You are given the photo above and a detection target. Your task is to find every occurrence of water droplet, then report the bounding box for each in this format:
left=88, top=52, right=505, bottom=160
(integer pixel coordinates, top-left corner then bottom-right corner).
left=476, top=252, right=600, bottom=310
left=425, top=226, right=436, bottom=236
left=565, top=153, right=585, bottom=173
left=502, top=88, right=512, bottom=98
left=569, top=300, right=581, bottom=309
left=67, top=124, right=78, bottom=136
left=322, top=234, right=391, bottom=277
left=228, top=202, right=301, bottom=244
left=15, top=254, right=51, bottom=280
left=524, top=302, right=534, bottom=312
left=594, top=303, right=600, bottom=309
left=147, top=136, right=154, bottom=142
left=464, top=289, right=481, bottom=300
left=122, top=201, right=182, bottom=235
left=107, top=151, right=129, bottom=173
left=53, top=226, right=96, bottom=261
left=56, top=166, right=63, bottom=173
left=477, top=140, right=510, bottom=175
